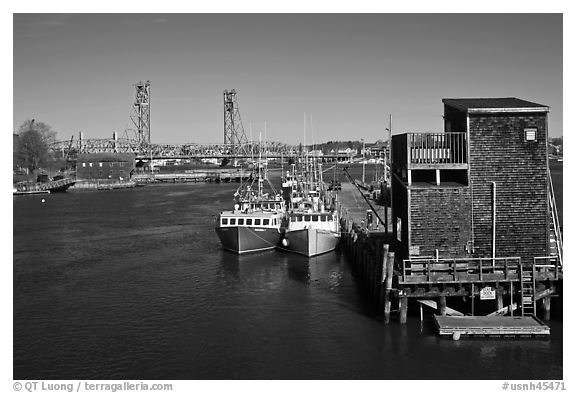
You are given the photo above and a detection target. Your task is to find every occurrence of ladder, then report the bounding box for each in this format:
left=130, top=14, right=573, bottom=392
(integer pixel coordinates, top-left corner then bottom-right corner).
left=519, top=262, right=536, bottom=316
left=548, top=170, right=563, bottom=267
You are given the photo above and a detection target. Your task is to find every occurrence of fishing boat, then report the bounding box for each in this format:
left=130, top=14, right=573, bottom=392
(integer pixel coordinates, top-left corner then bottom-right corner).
left=215, top=209, right=284, bottom=254
left=278, top=159, right=341, bottom=257
left=215, top=155, right=286, bottom=254
left=280, top=205, right=340, bottom=257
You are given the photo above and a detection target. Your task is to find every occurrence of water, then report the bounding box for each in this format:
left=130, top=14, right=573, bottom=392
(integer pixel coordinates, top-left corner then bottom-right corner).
left=13, top=165, right=563, bottom=380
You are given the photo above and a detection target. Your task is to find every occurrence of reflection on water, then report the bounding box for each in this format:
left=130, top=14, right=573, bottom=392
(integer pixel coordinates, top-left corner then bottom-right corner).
left=13, top=177, right=562, bottom=380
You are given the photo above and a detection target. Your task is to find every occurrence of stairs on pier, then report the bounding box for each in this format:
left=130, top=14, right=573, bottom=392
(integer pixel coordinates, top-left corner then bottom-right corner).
left=520, top=263, right=536, bottom=317
left=548, top=170, right=563, bottom=267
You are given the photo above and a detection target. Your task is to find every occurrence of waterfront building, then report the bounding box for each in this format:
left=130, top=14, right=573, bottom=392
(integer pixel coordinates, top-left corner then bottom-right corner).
left=391, top=97, right=555, bottom=263
left=76, top=153, right=136, bottom=181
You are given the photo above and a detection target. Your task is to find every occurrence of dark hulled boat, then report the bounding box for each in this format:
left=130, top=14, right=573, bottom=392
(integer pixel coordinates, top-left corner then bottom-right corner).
left=215, top=210, right=283, bottom=254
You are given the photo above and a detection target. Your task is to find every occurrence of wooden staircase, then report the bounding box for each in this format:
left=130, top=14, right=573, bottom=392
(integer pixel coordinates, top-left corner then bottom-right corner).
left=548, top=170, right=563, bottom=267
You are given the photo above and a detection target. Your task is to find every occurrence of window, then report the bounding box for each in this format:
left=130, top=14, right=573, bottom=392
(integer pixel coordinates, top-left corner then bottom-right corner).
left=304, top=216, right=311, bottom=222
left=396, top=218, right=402, bottom=242
left=291, top=216, right=296, bottom=222
left=263, top=219, right=270, bottom=226
left=230, top=218, right=236, bottom=225
left=222, top=218, right=228, bottom=225
left=99, top=162, right=103, bottom=167
left=255, top=219, right=261, bottom=225
left=312, top=215, right=319, bottom=222
left=246, top=219, right=252, bottom=225
left=321, top=216, right=327, bottom=222
left=524, top=128, right=537, bottom=142
left=238, top=219, right=244, bottom=225
left=82, top=163, right=86, bottom=167
left=89, top=163, right=93, bottom=167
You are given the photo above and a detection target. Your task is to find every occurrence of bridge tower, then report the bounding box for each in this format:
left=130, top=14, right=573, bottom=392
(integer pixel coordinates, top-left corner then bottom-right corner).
left=223, top=89, right=249, bottom=156
left=130, top=81, right=151, bottom=150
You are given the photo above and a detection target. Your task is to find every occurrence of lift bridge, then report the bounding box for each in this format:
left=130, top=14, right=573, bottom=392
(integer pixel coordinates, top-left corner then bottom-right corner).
left=50, top=135, right=298, bottom=160
left=49, top=83, right=299, bottom=161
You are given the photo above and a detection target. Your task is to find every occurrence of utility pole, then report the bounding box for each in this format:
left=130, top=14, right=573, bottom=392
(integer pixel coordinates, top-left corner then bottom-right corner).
left=361, top=138, right=366, bottom=185
left=385, top=115, right=392, bottom=184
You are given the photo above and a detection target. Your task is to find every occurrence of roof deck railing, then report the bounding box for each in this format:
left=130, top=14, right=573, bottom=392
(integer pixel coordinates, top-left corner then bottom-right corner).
left=407, top=132, right=467, bottom=166
left=392, top=132, right=468, bottom=170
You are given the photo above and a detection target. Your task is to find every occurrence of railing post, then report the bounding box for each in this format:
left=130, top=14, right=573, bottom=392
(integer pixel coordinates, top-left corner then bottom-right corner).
left=479, top=259, right=483, bottom=281
left=402, top=259, right=406, bottom=281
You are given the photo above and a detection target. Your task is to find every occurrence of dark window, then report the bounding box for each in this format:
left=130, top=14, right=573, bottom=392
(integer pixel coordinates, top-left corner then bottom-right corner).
left=230, top=218, right=236, bottom=225
left=255, top=219, right=261, bottom=225
left=263, top=219, right=270, bottom=225
left=246, top=219, right=252, bottom=225
left=222, top=218, right=228, bottom=225
left=238, top=218, right=244, bottom=225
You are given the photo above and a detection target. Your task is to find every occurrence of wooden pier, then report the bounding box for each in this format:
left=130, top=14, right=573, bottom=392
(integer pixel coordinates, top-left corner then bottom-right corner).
left=433, top=315, right=550, bottom=338
left=337, top=176, right=562, bottom=327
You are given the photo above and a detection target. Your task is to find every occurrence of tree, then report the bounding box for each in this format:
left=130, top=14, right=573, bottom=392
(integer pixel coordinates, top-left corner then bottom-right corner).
left=15, top=119, right=57, bottom=172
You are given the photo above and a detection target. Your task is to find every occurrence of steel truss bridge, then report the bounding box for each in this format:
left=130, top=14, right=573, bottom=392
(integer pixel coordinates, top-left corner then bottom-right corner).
left=49, top=137, right=302, bottom=160
left=48, top=83, right=347, bottom=162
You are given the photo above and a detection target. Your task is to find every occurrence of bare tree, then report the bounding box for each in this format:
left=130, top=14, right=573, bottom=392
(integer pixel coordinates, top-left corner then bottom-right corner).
left=15, top=119, right=58, bottom=173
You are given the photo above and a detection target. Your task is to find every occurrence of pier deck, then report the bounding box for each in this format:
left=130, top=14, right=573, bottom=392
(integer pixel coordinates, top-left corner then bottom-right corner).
left=433, top=315, right=550, bottom=337
left=338, top=180, right=391, bottom=233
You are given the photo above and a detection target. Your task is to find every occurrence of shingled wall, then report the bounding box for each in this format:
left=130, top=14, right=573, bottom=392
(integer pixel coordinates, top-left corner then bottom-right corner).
left=409, top=187, right=472, bottom=259
left=468, top=113, right=549, bottom=262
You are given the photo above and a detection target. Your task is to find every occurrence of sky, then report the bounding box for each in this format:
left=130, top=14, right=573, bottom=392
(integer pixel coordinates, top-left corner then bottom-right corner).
left=13, top=13, right=563, bottom=145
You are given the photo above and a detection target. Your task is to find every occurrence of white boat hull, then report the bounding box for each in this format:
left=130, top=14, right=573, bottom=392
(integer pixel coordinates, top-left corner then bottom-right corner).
left=280, top=227, right=340, bottom=257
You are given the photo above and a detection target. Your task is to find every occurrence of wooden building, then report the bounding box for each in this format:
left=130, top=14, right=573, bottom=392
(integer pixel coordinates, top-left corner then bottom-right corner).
left=392, top=97, right=554, bottom=263
left=389, top=98, right=561, bottom=320
left=76, top=153, right=136, bottom=181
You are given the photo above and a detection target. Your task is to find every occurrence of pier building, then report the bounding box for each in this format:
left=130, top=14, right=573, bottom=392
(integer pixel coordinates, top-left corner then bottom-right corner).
left=338, top=97, right=562, bottom=329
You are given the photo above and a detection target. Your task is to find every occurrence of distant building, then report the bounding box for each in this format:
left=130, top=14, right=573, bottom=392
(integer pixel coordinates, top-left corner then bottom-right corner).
left=391, top=97, right=552, bottom=263
left=365, top=140, right=388, bottom=158
left=76, top=153, right=136, bottom=181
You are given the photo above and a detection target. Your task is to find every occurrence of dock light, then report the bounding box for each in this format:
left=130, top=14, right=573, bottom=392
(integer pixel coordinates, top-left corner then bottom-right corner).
left=41, top=199, right=45, bottom=203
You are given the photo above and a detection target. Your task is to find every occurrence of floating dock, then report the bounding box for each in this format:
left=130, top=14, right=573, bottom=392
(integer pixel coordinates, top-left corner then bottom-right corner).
left=433, top=315, right=550, bottom=338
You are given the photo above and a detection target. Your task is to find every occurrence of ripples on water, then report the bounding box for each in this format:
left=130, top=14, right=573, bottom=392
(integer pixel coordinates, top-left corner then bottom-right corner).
left=13, top=169, right=562, bottom=380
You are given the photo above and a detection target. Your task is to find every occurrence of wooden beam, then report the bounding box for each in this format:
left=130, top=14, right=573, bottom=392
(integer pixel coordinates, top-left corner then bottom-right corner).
left=534, top=287, right=556, bottom=301
left=487, top=303, right=518, bottom=316
left=417, top=299, right=464, bottom=316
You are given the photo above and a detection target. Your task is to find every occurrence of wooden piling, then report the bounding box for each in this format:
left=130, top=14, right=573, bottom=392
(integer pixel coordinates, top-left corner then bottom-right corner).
left=399, top=296, right=408, bottom=324
left=496, top=286, right=504, bottom=313
left=438, top=296, right=447, bottom=316
left=471, top=284, right=475, bottom=316
left=542, top=296, right=551, bottom=321
left=382, top=245, right=394, bottom=324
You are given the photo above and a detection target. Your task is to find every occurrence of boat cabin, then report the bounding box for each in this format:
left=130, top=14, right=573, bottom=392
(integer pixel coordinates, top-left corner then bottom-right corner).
left=218, top=211, right=282, bottom=228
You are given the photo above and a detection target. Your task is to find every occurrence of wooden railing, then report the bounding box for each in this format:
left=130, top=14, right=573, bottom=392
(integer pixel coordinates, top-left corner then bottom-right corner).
left=407, top=132, right=467, bottom=166
left=533, top=256, right=562, bottom=280
left=399, top=256, right=563, bottom=284
left=399, top=256, right=522, bottom=284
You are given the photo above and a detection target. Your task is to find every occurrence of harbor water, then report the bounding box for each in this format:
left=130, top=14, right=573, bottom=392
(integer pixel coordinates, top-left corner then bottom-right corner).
left=13, top=164, right=563, bottom=380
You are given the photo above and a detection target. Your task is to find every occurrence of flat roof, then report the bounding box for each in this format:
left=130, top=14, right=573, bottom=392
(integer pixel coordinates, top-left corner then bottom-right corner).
left=443, top=98, right=549, bottom=113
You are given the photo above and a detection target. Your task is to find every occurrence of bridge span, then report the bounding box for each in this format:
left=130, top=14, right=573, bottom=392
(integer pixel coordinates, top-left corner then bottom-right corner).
left=49, top=136, right=352, bottom=162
